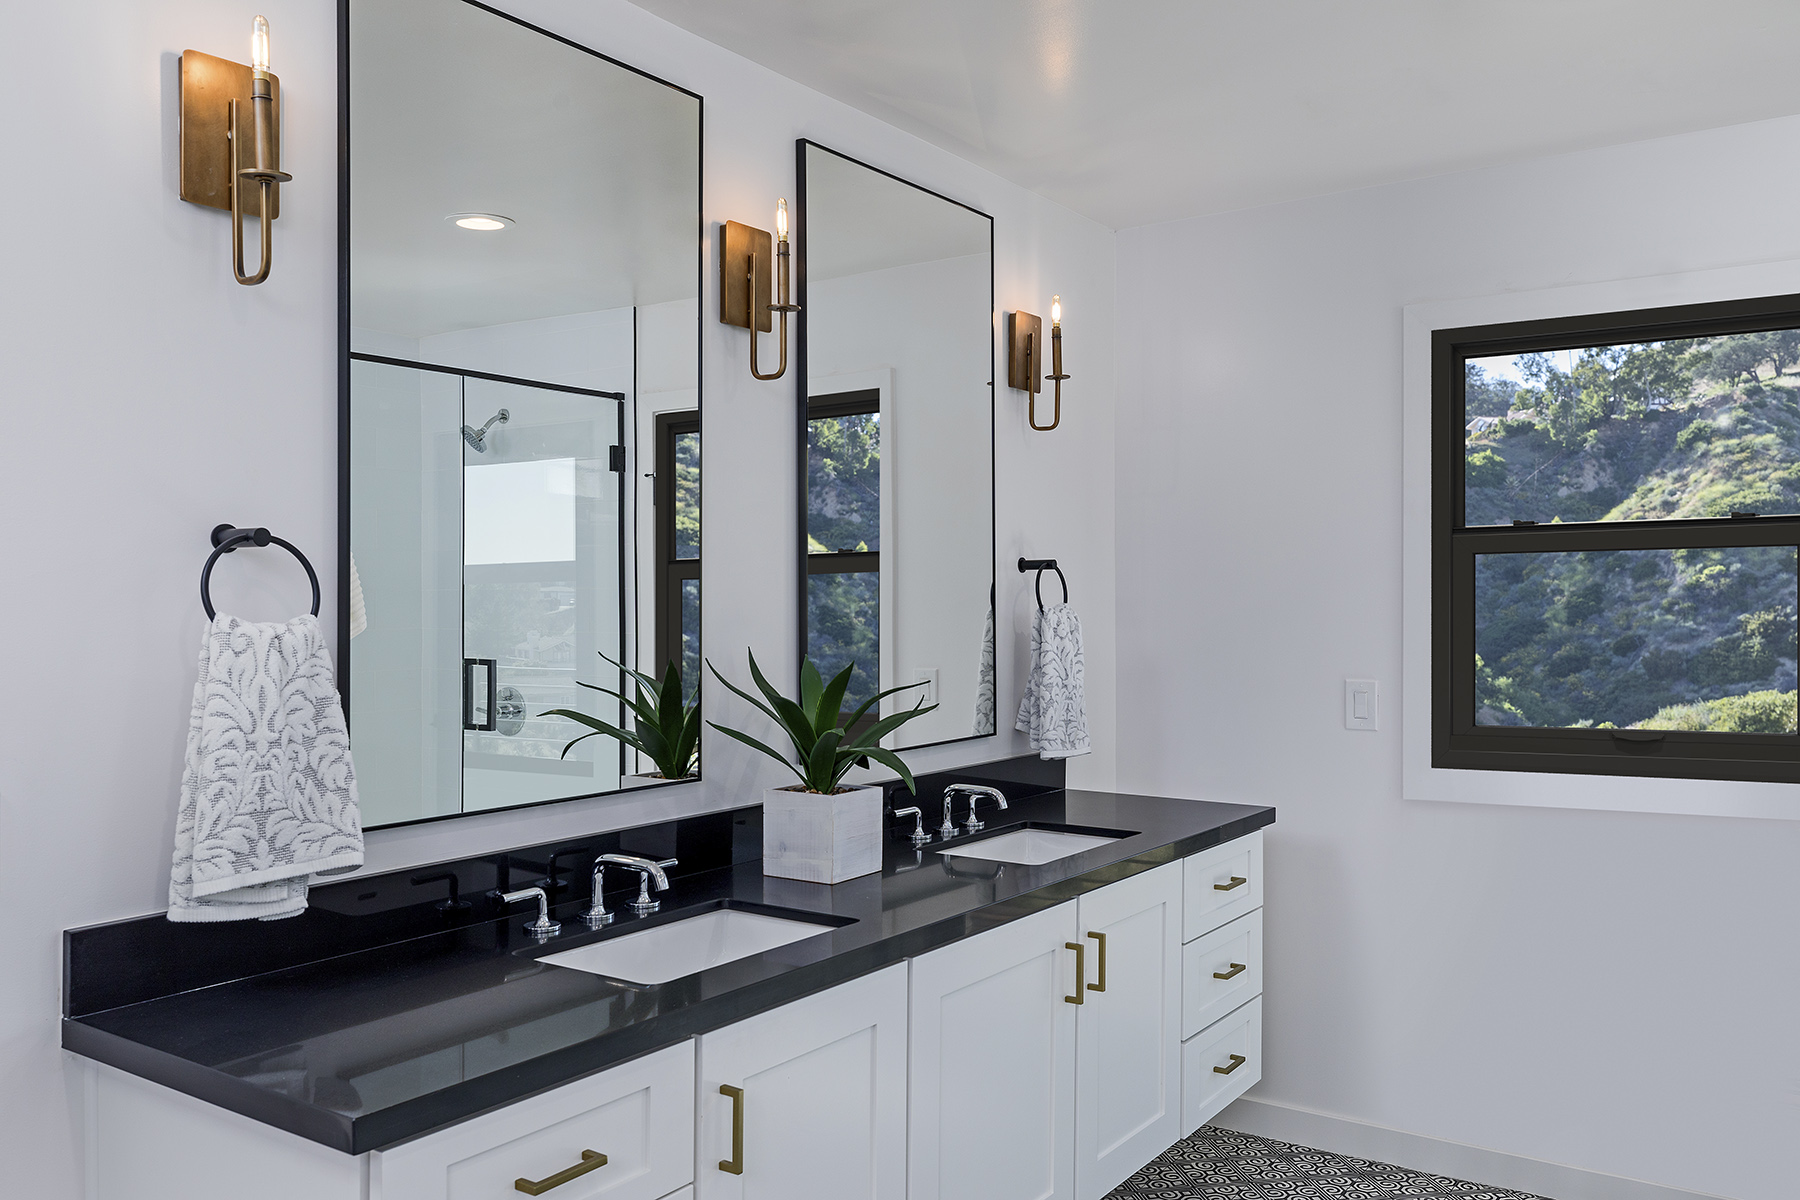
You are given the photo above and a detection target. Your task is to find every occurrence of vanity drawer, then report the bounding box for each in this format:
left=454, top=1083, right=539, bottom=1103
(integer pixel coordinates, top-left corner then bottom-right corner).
left=1181, top=996, right=1261, bottom=1135
left=1182, top=910, right=1262, bottom=1038
left=373, top=1041, right=694, bottom=1200
left=1183, top=831, right=1262, bottom=941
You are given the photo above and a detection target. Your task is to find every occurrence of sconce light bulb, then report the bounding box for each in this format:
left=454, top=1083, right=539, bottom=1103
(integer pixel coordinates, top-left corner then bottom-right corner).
left=776, top=198, right=789, bottom=243
left=1051, top=295, right=1062, bottom=328
left=251, top=14, right=271, bottom=73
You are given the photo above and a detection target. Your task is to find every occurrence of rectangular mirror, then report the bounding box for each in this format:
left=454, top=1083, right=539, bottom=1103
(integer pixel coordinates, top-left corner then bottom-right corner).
left=797, top=142, right=996, bottom=749
left=343, top=0, right=701, bottom=827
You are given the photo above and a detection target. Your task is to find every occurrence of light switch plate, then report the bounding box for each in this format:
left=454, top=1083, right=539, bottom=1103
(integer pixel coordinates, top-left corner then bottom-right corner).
left=912, top=668, right=939, bottom=707
left=1345, top=679, right=1379, bottom=731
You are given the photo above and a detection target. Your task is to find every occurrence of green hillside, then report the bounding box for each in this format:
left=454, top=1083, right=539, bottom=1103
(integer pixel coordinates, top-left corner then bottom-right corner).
left=1466, top=335, right=1800, bottom=732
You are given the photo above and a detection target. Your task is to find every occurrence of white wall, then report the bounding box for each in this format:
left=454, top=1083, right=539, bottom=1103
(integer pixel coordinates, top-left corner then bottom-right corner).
left=1115, top=116, right=1800, bottom=1200
left=0, top=1, right=1115, bottom=1195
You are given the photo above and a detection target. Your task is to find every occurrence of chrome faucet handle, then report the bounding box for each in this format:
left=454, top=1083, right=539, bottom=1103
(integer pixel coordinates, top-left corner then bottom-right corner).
left=939, top=790, right=960, bottom=840
left=499, top=887, right=561, bottom=938
left=893, top=806, right=930, bottom=847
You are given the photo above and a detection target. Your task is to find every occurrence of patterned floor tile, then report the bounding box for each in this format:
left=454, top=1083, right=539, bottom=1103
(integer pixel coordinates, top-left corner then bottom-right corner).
left=1105, top=1126, right=1547, bottom=1200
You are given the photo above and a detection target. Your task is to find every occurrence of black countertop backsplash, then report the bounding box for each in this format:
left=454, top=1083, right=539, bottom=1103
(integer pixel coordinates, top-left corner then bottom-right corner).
left=63, top=757, right=1272, bottom=1155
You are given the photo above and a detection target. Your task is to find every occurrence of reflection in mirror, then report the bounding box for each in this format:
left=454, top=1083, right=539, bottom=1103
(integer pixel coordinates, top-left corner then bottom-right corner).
left=799, top=142, right=995, bottom=749
left=345, top=0, right=700, bottom=827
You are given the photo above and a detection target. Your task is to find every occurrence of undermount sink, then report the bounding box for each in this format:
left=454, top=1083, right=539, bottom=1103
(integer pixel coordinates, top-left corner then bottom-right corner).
left=538, top=905, right=844, bottom=986
left=936, top=825, right=1131, bottom=866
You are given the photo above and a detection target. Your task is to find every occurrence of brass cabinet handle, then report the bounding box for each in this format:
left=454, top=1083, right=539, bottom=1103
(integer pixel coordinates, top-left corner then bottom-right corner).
left=1213, top=962, right=1247, bottom=980
left=1213, top=1053, right=1247, bottom=1076
left=515, top=1150, right=607, bottom=1195
left=1215, top=876, right=1248, bottom=892
left=718, top=1084, right=745, bottom=1175
left=1086, top=931, right=1107, bottom=992
left=1064, top=941, right=1085, bottom=1005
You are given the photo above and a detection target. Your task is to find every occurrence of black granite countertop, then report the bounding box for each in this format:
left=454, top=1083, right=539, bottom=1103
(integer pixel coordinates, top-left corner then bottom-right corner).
left=64, top=785, right=1272, bottom=1153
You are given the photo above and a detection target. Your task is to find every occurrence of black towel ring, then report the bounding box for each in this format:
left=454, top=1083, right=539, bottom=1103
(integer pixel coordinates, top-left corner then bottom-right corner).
left=1017, top=557, right=1069, bottom=610
left=200, top=523, right=321, bottom=621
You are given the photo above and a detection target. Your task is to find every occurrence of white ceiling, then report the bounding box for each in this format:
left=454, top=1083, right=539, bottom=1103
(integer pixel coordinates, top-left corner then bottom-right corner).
left=351, top=0, right=699, bottom=339
left=627, top=0, right=1800, bottom=230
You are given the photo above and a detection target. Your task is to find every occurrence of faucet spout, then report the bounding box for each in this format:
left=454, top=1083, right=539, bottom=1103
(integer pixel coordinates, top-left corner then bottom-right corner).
left=944, top=784, right=1008, bottom=834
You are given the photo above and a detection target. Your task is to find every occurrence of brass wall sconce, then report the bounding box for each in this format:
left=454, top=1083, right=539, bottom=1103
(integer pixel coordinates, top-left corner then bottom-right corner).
left=719, top=200, right=801, bottom=380
left=1008, top=295, right=1070, bottom=431
left=179, top=16, right=292, bottom=285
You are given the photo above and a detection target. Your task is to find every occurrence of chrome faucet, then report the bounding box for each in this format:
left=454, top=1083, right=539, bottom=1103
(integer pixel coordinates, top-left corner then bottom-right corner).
left=893, top=806, right=931, bottom=847
left=498, top=886, right=560, bottom=938
left=582, top=858, right=617, bottom=927
left=944, top=784, right=1008, bottom=833
left=596, top=854, right=678, bottom=915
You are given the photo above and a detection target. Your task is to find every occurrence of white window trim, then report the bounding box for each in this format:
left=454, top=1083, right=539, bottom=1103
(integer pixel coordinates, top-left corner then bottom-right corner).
left=1402, top=258, right=1800, bottom=820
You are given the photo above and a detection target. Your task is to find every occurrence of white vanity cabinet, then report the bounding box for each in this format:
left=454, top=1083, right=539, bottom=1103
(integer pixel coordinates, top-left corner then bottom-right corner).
left=86, top=828, right=1267, bottom=1200
left=906, top=862, right=1184, bottom=1200
left=695, top=964, right=908, bottom=1200
left=372, top=1041, right=695, bottom=1200
left=908, top=902, right=1080, bottom=1200
left=1178, top=831, right=1265, bottom=1133
left=1072, top=861, right=1182, bottom=1200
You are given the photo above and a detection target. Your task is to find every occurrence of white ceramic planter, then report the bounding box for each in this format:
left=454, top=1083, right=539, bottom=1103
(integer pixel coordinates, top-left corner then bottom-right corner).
left=761, top=784, right=884, bottom=883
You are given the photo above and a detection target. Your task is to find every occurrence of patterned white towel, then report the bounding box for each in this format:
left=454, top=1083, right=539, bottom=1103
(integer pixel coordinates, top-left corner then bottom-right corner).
left=1015, top=602, right=1090, bottom=760
left=974, top=605, right=996, bottom=735
left=168, top=614, right=363, bottom=923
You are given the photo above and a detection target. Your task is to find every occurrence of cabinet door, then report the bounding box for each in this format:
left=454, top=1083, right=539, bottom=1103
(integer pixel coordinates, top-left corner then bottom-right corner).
left=908, top=901, right=1080, bottom=1200
left=1073, top=862, right=1182, bottom=1200
left=697, top=963, right=908, bottom=1200
left=373, top=1041, right=693, bottom=1200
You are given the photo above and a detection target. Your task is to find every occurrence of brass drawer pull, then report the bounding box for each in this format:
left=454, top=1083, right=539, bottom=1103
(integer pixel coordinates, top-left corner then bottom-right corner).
left=1214, top=876, right=1248, bottom=892
left=515, top=1150, right=607, bottom=1195
left=1064, top=941, right=1086, bottom=1005
left=1213, top=962, right=1247, bottom=980
left=719, top=1084, right=745, bottom=1175
left=1213, top=1053, right=1247, bottom=1076
left=1086, top=931, right=1107, bottom=992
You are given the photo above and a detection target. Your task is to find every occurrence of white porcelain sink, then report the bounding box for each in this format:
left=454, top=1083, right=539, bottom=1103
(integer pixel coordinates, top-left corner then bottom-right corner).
left=538, top=908, right=838, bottom=985
left=937, top=828, right=1123, bottom=866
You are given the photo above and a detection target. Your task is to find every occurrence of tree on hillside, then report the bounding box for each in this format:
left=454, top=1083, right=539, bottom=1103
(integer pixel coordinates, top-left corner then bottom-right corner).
left=1696, top=333, right=1784, bottom=387
left=1612, top=341, right=1695, bottom=410
left=1463, top=363, right=1520, bottom=420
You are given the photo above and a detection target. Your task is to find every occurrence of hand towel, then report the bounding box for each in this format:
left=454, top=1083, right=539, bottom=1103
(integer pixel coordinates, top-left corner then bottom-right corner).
left=169, top=614, right=364, bottom=922
left=1015, top=602, right=1091, bottom=760
left=974, top=605, right=996, bottom=735
left=348, top=554, right=367, bottom=639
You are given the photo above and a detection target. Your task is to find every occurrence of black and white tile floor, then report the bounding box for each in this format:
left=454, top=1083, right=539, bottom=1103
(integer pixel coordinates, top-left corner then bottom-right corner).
left=1107, top=1126, right=1547, bottom=1200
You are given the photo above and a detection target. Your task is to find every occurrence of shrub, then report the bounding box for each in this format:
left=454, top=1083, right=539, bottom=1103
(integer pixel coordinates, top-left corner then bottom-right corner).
left=1675, top=418, right=1715, bottom=452
left=1465, top=448, right=1508, bottom=489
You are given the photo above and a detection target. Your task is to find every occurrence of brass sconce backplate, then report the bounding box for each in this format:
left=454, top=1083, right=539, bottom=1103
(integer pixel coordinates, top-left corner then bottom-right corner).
left=719, top=220, right=772, bottom=333
left=180, top=50, right=281, bottom=219
left=1008, top=311, right=1042, bottom=393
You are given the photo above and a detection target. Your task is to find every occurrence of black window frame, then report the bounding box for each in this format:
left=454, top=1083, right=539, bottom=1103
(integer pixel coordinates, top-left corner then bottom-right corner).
left=1433, top=292, right=1800, bottom=783
left=804, top=388, right=882, bottom=730
left=652, top=410, right=699, bottom=690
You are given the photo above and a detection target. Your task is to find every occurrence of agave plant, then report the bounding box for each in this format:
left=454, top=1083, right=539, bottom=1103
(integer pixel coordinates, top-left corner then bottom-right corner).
left=707, top=651, right=936, bottom=794
left=543, top=653, right=699, bottom=780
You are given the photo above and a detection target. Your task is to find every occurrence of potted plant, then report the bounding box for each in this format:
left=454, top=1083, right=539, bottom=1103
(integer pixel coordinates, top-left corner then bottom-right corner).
left=708, top=651, right=935, bottom=883
left=543, top=653, right=699, bottom=783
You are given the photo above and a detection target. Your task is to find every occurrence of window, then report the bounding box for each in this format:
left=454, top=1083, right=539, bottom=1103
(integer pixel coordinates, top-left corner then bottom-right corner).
left=653, top=411, right=699, bottom=701
left=1434, top=294, right=1800, bottom=782
left=805, top=389, right=881, bottom=717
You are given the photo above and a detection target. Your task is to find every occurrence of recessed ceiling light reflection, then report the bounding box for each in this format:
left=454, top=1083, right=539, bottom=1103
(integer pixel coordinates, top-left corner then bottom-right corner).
left=448, top=213, right=513, bottom=231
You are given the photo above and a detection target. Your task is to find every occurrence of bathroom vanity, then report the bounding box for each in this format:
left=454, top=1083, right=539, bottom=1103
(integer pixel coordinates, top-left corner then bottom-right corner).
left=64, top=765, right=1271, bottom=1200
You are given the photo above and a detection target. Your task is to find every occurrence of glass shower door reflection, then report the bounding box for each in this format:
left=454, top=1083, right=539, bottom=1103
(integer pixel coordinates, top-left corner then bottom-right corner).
left=460, top=377, right=625, bottom=812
